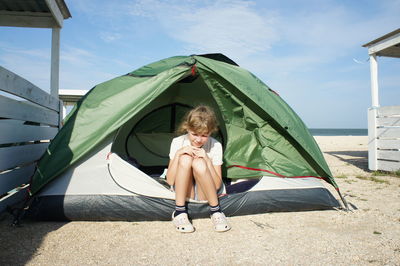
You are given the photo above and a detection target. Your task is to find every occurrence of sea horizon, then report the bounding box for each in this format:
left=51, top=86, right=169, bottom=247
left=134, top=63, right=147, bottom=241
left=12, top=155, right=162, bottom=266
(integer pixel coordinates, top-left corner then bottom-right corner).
left=309, top=128, right=368, bottom=136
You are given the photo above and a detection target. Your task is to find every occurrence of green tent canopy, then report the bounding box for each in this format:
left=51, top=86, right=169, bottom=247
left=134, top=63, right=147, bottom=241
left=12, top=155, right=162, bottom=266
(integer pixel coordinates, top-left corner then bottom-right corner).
left=30, top=54, right=337, bottom=196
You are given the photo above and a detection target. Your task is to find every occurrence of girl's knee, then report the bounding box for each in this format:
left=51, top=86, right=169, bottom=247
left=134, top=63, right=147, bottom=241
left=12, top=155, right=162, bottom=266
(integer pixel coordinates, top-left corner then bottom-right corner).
left=192, top=158, right=207, bottom=174
left=178, top=154, right=193, bottom=168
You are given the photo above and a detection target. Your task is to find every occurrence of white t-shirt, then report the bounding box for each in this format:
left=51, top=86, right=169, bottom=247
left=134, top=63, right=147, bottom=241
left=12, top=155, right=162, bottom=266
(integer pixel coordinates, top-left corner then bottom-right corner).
left=169, top=134, right=223, bottom=165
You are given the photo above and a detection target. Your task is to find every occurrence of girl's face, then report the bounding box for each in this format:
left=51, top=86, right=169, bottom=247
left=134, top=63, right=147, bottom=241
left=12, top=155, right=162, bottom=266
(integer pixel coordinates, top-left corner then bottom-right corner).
left=188, top=130, right=210, bottom=148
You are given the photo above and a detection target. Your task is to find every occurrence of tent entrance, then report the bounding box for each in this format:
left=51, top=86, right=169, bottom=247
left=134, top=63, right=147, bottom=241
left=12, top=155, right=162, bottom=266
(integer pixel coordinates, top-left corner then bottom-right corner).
left=111, top=75, right=226, bottom=177
left=127, top=103, right=192, bottom=176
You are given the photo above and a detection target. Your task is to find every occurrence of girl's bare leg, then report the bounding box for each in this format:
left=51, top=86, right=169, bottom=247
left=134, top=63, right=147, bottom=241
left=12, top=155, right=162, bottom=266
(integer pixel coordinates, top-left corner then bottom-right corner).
left=174, top=154, right=195, bottom=206
left=192, top=158, right=218, bottom=206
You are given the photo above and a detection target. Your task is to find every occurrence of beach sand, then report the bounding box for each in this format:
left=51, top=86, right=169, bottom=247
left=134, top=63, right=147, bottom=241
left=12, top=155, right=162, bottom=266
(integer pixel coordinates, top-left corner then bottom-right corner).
left=1, top=136, right=399, bottom=265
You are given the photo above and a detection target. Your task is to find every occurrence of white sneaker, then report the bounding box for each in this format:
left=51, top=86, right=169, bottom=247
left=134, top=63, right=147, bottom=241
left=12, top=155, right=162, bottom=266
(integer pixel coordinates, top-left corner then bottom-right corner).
left=210, top=212, right=231, bottom=232
left=172, top=212, right=195, bottom=233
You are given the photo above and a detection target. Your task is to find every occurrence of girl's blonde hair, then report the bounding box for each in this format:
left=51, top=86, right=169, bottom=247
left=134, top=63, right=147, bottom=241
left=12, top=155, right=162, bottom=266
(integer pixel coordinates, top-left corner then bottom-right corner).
left=178, top=105, right=218, bottom=135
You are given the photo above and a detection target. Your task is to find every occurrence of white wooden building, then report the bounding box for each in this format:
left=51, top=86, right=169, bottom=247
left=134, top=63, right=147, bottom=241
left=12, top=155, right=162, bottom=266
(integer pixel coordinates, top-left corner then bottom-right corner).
left=59, top=89, right=88, bottom=118
left=0, top=0, right=71, bottom=213
left=363, top=28, right=400, bottom=172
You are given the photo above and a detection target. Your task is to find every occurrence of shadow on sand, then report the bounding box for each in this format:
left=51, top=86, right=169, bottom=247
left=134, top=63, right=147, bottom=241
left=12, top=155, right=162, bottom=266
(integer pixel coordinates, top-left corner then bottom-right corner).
left=325, top=150, right=369, bottom=172
left=0, top=213, right=67, bottom=265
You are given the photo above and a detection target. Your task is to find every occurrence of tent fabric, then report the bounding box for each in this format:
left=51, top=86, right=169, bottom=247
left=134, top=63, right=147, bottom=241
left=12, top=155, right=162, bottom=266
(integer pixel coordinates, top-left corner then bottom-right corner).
left=31, top=65, right=193, bottom=194
left=27, top=143, right=340, bottom=221
left=30, top=54, right=337, bottom=196
left=28, top=137, right=339, bottom=221
left=28, top=188, right=340, bottom=221
left=195, top=57, right=332, bottom=181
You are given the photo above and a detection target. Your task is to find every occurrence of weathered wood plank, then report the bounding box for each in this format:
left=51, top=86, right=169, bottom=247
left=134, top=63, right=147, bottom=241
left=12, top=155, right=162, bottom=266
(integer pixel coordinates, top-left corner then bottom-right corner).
left=45, top=0, right=64, bottom=27
left=0, top=187, right=28, bottom=213
left=0, top=143, right=48, bottom=172
left=377, top=117, right=400, bottom=126
left=377, top=160, right=400, bottom=172
left=0, top=12, right=57, bottom=28
left=0, top=164, right=34, bottom=196
left=0, top=120, right=57, bottom=144
left=0, top=66, right=59, bottom=111
left=367, top=32, right=400, bottom=55
left=377, top=150, right=400, bottom=161
left=0, top=95, right=59, bottom=126
left=377, top=139, right=400, bottom=150
left=377, top=127, right=400, bottom=139
left=377, top=106, right=400, bottom=117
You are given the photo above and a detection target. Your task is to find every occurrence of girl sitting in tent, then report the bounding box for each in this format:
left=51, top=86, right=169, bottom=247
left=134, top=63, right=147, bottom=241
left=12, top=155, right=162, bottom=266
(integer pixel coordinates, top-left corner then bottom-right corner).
left=166, top=105, right=231, bottom=233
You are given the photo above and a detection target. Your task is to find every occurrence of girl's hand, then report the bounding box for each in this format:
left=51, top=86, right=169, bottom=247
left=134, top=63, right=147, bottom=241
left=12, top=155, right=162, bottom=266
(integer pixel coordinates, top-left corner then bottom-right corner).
left=178, top=145, right=195, bottom=156
left=192, top=147, right=207, bottom=159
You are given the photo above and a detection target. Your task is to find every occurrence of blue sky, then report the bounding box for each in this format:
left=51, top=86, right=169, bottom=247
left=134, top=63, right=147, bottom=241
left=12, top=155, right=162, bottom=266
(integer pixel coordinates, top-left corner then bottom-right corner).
left=0, top=0, right=399, bottom=128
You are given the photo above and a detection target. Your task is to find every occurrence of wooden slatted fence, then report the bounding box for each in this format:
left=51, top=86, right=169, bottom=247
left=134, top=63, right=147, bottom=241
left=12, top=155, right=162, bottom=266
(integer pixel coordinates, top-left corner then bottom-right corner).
left=0, top=66, right=61, bottom=213
left=368, top=106, right=400, bottom=171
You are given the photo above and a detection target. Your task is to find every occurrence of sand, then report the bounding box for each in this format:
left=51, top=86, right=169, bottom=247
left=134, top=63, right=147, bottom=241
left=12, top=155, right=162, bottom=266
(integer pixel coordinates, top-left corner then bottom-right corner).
left=1, top=136, right=399, bottom=265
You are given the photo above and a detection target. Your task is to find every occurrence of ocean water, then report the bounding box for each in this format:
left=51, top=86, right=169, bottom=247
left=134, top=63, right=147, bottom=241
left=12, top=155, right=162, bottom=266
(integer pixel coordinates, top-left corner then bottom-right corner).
left=310, top=128, right=368, bottom=136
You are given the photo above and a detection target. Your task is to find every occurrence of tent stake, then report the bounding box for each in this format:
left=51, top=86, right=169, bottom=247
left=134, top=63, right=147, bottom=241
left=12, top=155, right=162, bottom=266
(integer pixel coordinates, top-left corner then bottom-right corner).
left=336, top=189, right=349, bottom=211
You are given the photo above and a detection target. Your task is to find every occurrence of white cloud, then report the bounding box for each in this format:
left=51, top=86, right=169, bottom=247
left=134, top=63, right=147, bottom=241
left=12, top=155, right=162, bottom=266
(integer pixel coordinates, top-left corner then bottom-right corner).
left=120, top=0, right=398, bottom=68
left=127, top=0, right=279, bottom=59
left=276, top=1, right=400, bottom=59
left=99, top=32, right=122, bottom=42
left=61, top=46, right=97, bottom=66
left=3, top=0, right=398, bottom=128
left=59, top=46, right=123, bottom=89
left=176, top=6, right=277, bottom=57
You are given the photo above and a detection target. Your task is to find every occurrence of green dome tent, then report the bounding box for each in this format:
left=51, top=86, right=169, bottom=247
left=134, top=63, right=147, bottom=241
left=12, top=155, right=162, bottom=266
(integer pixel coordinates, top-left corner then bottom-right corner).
left=26, top=54, right=343, bottom=221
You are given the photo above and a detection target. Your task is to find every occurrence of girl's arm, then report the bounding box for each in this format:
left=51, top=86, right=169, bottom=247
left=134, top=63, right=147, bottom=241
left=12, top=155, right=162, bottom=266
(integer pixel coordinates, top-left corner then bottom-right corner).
left=206, top=158, right=222, bottom=190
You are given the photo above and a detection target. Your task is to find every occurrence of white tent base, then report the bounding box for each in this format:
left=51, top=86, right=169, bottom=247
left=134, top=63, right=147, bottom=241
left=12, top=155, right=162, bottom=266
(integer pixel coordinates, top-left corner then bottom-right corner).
left=26, top=186, right=340, bottom=221
left=25, top=142, right=341, bottom=221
